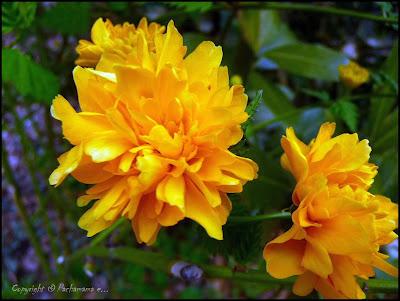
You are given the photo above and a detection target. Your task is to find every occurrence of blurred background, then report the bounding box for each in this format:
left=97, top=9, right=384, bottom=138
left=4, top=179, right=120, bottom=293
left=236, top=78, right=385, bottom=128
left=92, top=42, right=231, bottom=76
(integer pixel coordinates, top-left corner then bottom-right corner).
left=2, top=1, right=398, bottom=299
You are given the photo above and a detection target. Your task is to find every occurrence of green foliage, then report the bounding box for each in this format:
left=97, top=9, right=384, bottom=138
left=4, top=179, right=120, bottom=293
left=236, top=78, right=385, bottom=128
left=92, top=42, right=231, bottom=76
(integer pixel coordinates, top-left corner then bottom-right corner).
left=166, top=2, right=213, bottom=13
left=238, top=10, right=296, bottom=54
left=264, top=43, right=348, bottom=81
left=376, top=2, right=398, bottom=30
left=39, top=2, right=91, bottom=35
left=368, top=40, right=398, bottom=143
left=108, top=2, right=129, bottom=11
left=243, top=89, right=263, bottom=132
left=247, top=71, right=297, bottom=123
left=2, top=2, right=398, bottom=299
left=198, top=203, right=262, bottom=264
left=300, top=88, right=330, bottom=103
left=382, top=39, right=398, bottom=83
left=242, top=146, right=293, bottom=211
left=2, top=48, right=60, bottom=104
left=2, top=2, right=37, bottom=34
left=330, top=99, right=359, bottom=132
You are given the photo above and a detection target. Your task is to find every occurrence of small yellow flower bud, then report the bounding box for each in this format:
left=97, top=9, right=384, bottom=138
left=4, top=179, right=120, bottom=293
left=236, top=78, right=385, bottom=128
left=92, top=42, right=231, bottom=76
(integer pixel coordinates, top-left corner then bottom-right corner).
left=338, top=61, right=369, bottom=89
left=230, top=74, right=243, bottom=85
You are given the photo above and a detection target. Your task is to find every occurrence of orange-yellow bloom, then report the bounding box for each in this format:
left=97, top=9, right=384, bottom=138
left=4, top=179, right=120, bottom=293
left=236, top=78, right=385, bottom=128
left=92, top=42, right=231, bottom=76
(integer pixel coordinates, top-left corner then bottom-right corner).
left=338, top=61, right=370, bottom=89
left=280, top=122, right=378, bottom=204
left=264, top=123, right=397, bottom=298
left=49, top=19, right=258, bottom=245
left=75, top=17, right=165, bottom=72
left=264, top=176, right=398, bottom=299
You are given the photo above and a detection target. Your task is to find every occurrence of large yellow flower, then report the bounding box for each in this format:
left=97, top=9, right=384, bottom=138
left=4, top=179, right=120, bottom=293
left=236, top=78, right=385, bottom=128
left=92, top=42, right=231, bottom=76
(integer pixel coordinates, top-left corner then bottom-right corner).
left=264, top=175, right=398, bottom=299
left=49, top=19, right=258, bottom=245
left=281, top=122, right=378, bottom=204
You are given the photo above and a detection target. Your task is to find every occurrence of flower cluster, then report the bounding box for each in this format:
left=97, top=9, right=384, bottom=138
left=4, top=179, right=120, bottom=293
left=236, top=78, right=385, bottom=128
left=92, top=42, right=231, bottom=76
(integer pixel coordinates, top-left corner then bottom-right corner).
left=263, top=123, right=398, bottom=299
left=49, top=18, right=258, bottom=244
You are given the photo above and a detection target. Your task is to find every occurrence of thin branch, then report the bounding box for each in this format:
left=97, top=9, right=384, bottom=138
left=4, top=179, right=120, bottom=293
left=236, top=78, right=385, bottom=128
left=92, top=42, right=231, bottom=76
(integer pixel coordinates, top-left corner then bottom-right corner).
left=229, top=212, right=291, bottom=223
left=233, top=2, right=398, bottom=24
left=83, top=246, right=399, bottom=294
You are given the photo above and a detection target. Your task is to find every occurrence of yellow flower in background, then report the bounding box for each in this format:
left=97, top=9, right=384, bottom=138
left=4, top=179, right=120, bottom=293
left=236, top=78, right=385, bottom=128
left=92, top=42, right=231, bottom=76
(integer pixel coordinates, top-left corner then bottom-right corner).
left=338, top=61, right=370, bottom=89
left=280, top=122, right=377, bottom=204
left=50, top=19, right=258, bottom=245
left=75, top=17, right=165, bottom=71
left=263, top=176, right=398, bottom=299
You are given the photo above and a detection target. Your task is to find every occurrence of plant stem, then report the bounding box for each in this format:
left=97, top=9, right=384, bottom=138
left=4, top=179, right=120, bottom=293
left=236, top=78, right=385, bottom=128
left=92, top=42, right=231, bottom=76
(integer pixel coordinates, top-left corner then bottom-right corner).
left=67, top=218, right=127, bottom=263
left=229, top=212, right=291, bottom=223
left=2, top=147, right=52, bottom=277
left=83, top=246, right=398, bottom=294
left=233, top=2, right=398, bottom=24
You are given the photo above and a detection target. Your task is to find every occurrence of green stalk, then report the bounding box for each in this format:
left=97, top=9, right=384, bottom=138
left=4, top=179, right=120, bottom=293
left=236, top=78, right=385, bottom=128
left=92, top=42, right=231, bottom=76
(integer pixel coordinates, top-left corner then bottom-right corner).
left=83, top=246, right=398, bottom=294
left=2, top=147, right=52, bottom=277
left=233, top=2, right=398, bottom=24
left=67, top=218, right=126, bottom=263
left=229, top=212, right=291, bottom=223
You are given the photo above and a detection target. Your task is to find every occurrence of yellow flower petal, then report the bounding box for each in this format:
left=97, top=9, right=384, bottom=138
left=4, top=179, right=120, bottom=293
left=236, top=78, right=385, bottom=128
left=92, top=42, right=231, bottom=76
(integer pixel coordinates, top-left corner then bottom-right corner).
left=292, top=271, right=317, bottom=296
left=84, top=132, right=133, bottom=163
left=185, top=178, right=224, bottom=240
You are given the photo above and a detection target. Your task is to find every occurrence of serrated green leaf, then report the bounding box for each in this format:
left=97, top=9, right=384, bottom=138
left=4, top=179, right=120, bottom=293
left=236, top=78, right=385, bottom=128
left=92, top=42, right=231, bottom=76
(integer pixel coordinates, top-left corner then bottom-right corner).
left=2, top=2, right=37, bottom=34
left=264, top=43, right=348, bottom=81
left=2, top=48, right=59, bottom=104
left=238, top=10, right=297, bottom=55
left=330, top=99, right=359, bottom=132
left=243, top=89, right=263, bottom=133
left=167, top=2, right=213, bottom=13
left=39, top=2, right=90, bottom=35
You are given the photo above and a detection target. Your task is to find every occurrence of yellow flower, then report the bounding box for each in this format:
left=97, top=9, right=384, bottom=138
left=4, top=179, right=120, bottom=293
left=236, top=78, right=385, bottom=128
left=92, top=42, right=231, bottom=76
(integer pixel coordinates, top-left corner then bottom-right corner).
left=263, top=176, right=398, bottom=299
left=338, top=61, right=369, bottom=89
left=50, top=19, right=258, bottom=245
left=75, top=17, right=165, bottom=71
left=281, top=122, right=377, bottom=204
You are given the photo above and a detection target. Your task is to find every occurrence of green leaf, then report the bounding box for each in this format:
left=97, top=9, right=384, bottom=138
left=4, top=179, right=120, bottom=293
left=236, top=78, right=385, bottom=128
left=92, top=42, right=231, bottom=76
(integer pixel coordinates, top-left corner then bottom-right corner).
left=241, top=146, right=293, bottom=211
left=300, top=88, right=330, bottom=103
left=2, top=2, right=37, bottom=34
left=382, top=39, right=398, bottom=83
left=167, top=2, right=213, bottom=13
left=264, top=43, right=348, bottom=81
left=243, top=89, right=263, bottom=133
left=247, top=71, right=297, bottom=121
left=330, top=99, right=359, bottom=132
left=2, top=48, right=59, bottom=104
left=39, top=2, right=90, bottom=35
left=368, top=40, right=398, bottom=142
left=238, top=10, right=296, bottom=55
